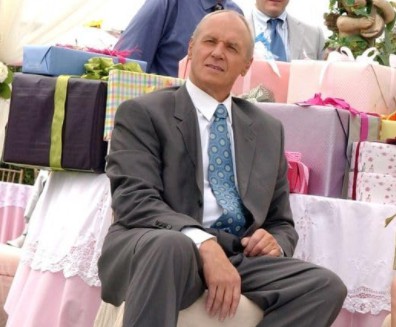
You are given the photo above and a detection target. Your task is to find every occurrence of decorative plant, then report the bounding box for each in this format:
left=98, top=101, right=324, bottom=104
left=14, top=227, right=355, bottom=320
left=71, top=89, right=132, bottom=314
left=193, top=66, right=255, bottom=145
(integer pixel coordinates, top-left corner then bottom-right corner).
left=0, top=61, right=14, bottom=100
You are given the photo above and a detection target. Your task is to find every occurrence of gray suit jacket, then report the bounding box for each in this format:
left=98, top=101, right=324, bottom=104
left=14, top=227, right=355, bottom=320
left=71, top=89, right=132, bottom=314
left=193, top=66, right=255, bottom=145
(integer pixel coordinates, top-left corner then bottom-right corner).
left=105, top=85, right=298, bottom=257
left=106, top=85, right=298, bottom=257
left=247, top=12, right=325, bottom=60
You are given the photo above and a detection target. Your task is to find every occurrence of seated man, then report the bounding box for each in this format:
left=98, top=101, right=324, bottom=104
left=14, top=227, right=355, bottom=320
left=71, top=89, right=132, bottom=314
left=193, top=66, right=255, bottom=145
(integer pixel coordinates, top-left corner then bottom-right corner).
left=98, top=10, right=347, bottom=327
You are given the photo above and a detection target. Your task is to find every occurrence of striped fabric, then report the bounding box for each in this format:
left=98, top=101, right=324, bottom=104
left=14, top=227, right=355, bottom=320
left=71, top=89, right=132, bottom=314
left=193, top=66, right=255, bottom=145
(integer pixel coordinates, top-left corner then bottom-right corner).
left=104, top=70, right=185, bottom=140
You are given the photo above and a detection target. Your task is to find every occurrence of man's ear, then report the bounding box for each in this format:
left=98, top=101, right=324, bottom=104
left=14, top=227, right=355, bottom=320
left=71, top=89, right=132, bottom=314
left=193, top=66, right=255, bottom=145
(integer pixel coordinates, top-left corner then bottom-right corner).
left=187, top=39, right=194, bottom=59
left=241, top=58, right=253, bottom=76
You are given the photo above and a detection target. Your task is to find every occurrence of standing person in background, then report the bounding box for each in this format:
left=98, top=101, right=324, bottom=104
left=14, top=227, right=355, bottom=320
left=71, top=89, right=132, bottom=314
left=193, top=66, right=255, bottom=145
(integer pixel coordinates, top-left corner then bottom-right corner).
left=248, top=0, right=325, bottom=61
left=114, top=0, right=243, bottom=77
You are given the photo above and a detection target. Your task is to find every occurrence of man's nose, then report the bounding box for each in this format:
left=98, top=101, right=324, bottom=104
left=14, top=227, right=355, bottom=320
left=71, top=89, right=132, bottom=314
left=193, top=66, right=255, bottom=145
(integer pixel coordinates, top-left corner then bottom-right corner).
left=211, top=43, right=225, bottom=59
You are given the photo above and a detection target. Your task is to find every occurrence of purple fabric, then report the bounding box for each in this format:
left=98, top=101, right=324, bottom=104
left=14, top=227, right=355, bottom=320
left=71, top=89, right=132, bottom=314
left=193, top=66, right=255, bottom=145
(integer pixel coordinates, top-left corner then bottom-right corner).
left=3, top=73, right=108, bottom=173
left=257, top=103, right=352, bottom=198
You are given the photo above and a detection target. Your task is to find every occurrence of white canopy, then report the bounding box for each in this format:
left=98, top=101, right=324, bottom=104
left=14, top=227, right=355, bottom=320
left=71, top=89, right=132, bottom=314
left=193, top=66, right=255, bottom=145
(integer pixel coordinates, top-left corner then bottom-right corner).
left=0, top=0, right=329, bottom=65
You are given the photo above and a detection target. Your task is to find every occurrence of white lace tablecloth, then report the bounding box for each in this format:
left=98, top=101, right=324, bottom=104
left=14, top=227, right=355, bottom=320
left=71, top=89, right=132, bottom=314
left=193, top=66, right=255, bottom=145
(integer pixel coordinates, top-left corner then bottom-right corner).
left=21, top=171, right=112, bottom=287
left=0, top=181, right=32, bottom=209
left=0, top=181, right=33, bottom=243
left=290, top=194, right=396, bottom=315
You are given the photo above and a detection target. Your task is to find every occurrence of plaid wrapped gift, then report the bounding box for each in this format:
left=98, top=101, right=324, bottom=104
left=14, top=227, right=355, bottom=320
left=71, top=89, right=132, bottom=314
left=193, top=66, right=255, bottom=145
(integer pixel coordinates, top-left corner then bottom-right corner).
left=104, top=70, right=185, bottom=140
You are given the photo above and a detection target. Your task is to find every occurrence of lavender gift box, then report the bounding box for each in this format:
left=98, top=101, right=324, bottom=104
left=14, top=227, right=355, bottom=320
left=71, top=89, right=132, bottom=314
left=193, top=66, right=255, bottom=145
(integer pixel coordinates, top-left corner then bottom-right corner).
left=256, top=103, right=380, bottom=198
left=3, top=73, right=108, bottom=173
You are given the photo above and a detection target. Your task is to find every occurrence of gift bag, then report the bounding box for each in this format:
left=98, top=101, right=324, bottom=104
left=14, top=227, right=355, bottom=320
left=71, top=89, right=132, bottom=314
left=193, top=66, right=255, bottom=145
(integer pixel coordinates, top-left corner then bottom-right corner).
left=285, top=151, right=309, bottom=194
left=104, top=70, right=185, bottom=140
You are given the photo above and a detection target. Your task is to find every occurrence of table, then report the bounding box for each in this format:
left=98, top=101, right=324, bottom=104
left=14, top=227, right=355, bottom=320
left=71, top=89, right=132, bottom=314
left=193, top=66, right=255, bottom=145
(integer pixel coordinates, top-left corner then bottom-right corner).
left=4, top=172, right=112, bottom=327
left=290, top=194, right=396, bottom=326
left=0, top=181, right=32, bottom=244
left=4, top=182, right=396, bottom=327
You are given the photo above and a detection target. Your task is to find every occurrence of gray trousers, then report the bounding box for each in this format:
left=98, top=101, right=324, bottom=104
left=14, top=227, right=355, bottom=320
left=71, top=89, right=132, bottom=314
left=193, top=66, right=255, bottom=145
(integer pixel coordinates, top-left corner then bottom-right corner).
left=98, top=228, right=347, bottom=327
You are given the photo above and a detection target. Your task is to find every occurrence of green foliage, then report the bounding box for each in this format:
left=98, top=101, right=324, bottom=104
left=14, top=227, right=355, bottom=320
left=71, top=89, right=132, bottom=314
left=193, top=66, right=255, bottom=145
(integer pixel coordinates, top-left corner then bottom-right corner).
left=0, top=162, right=36, bottom=185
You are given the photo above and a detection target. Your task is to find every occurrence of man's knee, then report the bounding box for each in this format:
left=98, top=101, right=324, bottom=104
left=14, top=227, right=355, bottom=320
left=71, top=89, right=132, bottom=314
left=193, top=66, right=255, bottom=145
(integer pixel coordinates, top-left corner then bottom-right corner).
left=136, top=230, right=199, bottom=264
left=316, top=267, right=347, bottom=305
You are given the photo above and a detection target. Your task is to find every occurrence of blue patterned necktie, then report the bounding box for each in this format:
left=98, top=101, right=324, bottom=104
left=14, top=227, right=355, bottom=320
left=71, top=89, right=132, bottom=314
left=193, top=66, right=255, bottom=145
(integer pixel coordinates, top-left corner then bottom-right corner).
left=268, top=18, right=287, bottom=62
left=208, top=104, right=246, bottom=236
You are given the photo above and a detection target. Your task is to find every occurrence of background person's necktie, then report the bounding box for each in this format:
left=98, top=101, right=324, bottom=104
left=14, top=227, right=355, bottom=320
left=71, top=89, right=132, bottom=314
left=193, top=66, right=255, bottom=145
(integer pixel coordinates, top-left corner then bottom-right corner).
left=268, top=18, right=287, bottom=62
left=208, top=104, right=246, bottom=236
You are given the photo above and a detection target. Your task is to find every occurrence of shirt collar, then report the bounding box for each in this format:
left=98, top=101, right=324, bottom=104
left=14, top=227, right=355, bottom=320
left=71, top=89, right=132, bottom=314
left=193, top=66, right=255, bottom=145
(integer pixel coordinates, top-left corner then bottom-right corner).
left=253, top=6, right=288, bottom=26
left=186, top=79, right=232, bottom=123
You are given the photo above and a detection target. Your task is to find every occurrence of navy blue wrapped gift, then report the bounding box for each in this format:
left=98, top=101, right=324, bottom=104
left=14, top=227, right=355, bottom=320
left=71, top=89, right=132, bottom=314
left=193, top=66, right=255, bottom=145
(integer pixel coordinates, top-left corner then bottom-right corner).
left=3, top=73, right=108, bottom=173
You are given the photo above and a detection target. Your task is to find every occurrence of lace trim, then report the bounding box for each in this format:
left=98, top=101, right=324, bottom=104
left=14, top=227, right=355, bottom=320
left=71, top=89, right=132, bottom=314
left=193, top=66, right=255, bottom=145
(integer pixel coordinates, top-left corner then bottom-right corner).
left=22, top=235, right=102, bottom=287
left=20, top=180, right=111, bottom=287
left=344, top=286, right=390, bottom=314
left=0, top=183, right=33, bottom=209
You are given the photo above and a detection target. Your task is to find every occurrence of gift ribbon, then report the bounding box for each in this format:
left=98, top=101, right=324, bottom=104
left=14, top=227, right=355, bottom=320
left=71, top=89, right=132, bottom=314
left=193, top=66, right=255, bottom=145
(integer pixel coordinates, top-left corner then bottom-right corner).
left=297, top=93, right=379, bottom=141
left=50, top=75, right=71, bottom=169
left=351, top=141, right=362, bottom=200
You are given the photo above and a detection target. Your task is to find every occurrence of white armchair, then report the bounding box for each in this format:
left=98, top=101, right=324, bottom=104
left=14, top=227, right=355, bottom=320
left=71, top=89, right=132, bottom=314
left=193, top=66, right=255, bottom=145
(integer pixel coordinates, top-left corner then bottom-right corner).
left=94, top=292, right=263, bottom=327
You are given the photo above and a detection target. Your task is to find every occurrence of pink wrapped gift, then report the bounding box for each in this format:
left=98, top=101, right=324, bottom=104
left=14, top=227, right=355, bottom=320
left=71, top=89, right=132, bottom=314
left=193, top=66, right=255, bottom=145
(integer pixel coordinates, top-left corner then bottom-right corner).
left=350, top=141, right=396, bottom=176
left=285, top=152, right=309, bottom=194
left=347, top=171, right=396, bottom=205
left=287, top=60, right=396, bottom=115
left=179, top=57, right=290, bottom=102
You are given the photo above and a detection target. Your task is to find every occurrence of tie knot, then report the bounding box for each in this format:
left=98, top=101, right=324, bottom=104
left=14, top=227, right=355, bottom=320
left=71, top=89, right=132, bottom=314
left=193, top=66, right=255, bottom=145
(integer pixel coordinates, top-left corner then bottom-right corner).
left=212, top=1, right=224, bottom=11
left=268, top=18, right=282, bottom=30
left=214, top=104, right=228, bottom=119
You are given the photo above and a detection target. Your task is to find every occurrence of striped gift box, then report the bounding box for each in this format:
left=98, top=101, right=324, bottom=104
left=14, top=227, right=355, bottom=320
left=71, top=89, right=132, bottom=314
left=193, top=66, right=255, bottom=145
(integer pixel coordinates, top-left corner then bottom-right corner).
left=104, top=70, right=185, bottom=140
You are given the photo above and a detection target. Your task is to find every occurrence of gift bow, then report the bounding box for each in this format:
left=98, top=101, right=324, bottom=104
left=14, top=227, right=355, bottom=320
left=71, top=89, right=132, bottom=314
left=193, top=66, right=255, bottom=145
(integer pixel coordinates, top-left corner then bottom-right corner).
left=297, top=93, right=378, bottom=141
left=327, top=46, right=379, bottom=64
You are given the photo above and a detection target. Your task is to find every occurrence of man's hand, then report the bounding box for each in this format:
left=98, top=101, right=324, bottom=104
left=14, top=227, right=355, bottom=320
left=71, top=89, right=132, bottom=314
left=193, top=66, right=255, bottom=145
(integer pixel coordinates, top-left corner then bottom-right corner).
left=199, top=239, right=241, bottom=321
left=241, top=228, right=282, bottom=257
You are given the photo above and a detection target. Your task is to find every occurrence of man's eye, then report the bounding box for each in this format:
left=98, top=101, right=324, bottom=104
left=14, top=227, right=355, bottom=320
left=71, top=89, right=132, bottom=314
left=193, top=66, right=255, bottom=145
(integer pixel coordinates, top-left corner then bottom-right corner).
left=228, top=46, right=238, bottom=53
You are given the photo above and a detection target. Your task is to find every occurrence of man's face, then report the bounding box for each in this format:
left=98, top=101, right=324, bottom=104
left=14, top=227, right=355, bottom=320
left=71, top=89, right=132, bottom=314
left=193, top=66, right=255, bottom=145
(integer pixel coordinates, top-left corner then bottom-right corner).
left=256, top=0, right=290, bottom=18
left=187, top=12, right=252, bottom=101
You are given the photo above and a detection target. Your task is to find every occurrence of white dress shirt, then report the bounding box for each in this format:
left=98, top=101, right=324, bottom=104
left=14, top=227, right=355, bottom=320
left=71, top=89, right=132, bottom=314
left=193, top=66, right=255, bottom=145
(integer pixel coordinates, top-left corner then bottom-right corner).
left=182, top=79, right=237, bottom=246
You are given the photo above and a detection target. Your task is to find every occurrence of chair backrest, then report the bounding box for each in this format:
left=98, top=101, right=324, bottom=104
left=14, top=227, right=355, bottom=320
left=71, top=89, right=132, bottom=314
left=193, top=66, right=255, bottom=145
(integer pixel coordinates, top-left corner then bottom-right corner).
left=0, top=167, right=24, bottom=184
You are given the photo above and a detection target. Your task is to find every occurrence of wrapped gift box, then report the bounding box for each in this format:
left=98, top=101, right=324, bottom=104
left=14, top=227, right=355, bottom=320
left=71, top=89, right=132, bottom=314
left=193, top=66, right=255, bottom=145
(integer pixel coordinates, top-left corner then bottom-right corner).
left=256, top=103, right=380, bottom=198
left=3, top=73, right=108, bottom=172
left=347, top=171, right=396, bottom=205
left=22, top=45, right=147, bottom=76
left=104, top=70, right=185, bottom=140
left=381, top=120, right=396, bottom=140
left=179, top=57, right=289, bottom=102
left=287, top=60, right=396, bottom=115
left=350, top=141, right=396, bottom=175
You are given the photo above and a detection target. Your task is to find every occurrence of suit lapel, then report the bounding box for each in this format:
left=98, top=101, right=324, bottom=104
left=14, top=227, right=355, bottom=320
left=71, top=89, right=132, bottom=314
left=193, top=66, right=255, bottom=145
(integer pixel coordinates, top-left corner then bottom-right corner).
left=287, top=15, right=304, bottom=59
left=231, top=101, right=256, bottom=198
left=174, top=86, right=204, bottom=194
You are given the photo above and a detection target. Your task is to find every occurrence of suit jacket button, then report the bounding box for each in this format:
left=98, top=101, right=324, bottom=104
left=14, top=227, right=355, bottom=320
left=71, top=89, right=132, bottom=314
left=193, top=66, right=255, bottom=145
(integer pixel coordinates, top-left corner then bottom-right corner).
left=198, top=199, right=203, bottom=207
